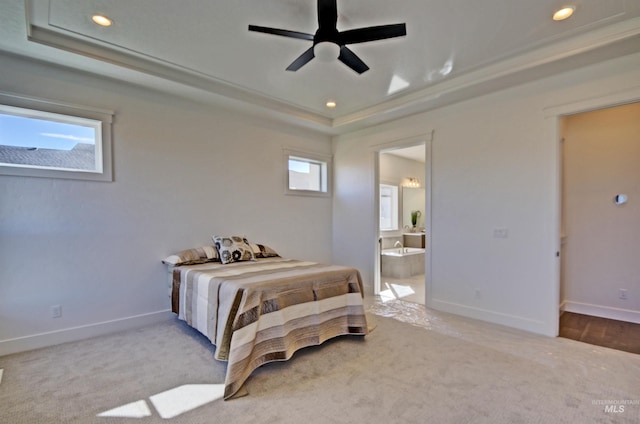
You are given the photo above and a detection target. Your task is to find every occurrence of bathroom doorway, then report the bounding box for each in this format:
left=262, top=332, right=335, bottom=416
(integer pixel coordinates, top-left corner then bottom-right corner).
left=375, top=137, right=431, bottom=305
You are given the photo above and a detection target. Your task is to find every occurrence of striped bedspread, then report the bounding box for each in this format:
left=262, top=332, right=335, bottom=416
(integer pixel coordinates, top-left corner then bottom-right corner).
left=171, top=258, right=368, bottom=399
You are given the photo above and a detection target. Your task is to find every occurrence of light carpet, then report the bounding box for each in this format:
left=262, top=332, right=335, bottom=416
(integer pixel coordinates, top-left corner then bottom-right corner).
left=0, top=298, right=638, bottom=423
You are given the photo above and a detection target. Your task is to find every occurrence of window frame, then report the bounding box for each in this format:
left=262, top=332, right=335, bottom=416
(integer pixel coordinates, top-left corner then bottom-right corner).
left=379, top=183, right=399, bottom=231
left=283, top=148, right=332, bottom=197
left=0, top=91, right=114, bottom=182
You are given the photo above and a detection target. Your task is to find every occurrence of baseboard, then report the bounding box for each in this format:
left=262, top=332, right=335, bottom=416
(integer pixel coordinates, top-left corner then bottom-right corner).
left=428, top=298, right=553, bottom=336
left=0, top=309, right=174, bottom=357
left=562, top=301, right=640, bottom=324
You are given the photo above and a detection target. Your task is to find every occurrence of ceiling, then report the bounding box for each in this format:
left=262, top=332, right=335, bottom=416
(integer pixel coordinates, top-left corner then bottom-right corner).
left=1, top=0, right=640, bottom=134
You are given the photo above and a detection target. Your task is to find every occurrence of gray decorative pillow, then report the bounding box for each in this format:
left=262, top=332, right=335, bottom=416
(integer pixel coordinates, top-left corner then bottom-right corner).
left=212, top=236, right=255, bottom=264
left=162, top=246, right=220, bottom=266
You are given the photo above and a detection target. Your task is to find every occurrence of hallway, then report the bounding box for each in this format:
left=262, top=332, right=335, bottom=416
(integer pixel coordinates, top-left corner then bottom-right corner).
left=559, top=312, right=640, bottom=354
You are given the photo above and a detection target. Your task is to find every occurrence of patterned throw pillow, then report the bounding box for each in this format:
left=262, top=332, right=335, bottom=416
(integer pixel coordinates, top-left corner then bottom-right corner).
left=212, top=236, right=255, bottom=264
left=250, top=243, right=280, bottom=258
left=162, top=246, right=220, bottom=266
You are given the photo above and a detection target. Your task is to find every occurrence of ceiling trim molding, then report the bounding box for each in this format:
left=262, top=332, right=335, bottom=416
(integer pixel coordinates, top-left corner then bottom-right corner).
left=332, top=16, right=640, bottom=129
left=26, top=20, right=332, bottom=129
left=22, top=0, right=640, bottom=134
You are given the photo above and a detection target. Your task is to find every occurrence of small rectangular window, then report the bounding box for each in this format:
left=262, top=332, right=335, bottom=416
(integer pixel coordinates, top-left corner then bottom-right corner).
left=0, top=92, right=113, bottom=181
left=284, top=149, right=331, bottom=197
left=0, top=106, right=101, bottom=172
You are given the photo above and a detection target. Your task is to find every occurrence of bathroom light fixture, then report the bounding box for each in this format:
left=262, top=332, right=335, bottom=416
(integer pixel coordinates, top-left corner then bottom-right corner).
left=406, top=177, right=420, bottom=188
left=553, top=6, right=575, bottom=21
left=92, top=14, right=113, bottom=27
left=325, top=100, right=337, bottom=109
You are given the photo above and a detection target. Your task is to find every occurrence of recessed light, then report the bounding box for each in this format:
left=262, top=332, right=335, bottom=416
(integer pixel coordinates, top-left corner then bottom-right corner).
left=326, top=101, right=337, bottom=109
left=553, top=6, right=575, bottom=21
left=92, top=14, right=113, bottom=27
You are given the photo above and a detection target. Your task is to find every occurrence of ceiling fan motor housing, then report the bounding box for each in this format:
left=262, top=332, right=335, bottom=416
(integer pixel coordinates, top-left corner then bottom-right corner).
left=249, top=0, right=407, bottom=74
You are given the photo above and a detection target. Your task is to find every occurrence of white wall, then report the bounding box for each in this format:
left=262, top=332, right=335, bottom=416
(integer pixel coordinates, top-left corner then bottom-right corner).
left=379, top=153, right=425, bottom=189
left=332, top=52, right=640, bottom=337
left=3, top=51, right=640, bottom=353
left=561, top=102, right=640, bottom=323
left=0, top=53, right=333, bottom=355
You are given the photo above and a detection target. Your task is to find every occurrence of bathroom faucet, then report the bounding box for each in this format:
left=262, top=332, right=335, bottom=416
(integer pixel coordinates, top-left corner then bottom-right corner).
left=394, top=241, right=403, bottom=248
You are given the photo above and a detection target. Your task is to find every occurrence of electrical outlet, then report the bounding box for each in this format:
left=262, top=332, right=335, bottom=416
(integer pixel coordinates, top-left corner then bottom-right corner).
left=619, top=289, right=628, bottom=300
left=51, top=305, right=62, bottom=318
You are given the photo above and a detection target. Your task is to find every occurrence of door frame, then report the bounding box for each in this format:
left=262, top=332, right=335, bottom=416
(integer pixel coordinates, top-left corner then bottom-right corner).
left=545, top=87, right=640, bottom=333
left=373, top=132, right=433, bottom=305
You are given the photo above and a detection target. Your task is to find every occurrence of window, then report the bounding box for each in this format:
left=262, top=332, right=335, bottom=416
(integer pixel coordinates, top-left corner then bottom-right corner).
left=284, top=149, right=331, bottom=196
left=0, top=92, right=113, bottom=181
left=380, top=183, right=399, bottom=231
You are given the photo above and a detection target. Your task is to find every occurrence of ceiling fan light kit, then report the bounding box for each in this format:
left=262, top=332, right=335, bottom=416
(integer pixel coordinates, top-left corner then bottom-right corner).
left=314, top=42, right=340, bottom=62
left=249, top=0, right=406, bottom=74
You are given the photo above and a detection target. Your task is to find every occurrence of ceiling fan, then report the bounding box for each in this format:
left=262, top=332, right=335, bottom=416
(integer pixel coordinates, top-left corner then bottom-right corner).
left=249, top=0, right=406, bottom=74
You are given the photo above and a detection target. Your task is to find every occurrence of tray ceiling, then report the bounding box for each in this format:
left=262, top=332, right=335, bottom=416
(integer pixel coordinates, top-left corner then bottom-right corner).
left=1, top=0, right=640, bottom=133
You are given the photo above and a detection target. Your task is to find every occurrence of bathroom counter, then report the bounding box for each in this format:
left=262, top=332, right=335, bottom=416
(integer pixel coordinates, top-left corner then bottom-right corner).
left=403, top=233, right=425, bottom=248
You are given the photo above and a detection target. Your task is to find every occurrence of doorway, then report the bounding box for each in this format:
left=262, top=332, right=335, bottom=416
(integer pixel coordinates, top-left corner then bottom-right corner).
left=375, top=137, right=431, bottom=305
left=559, top=101, right=640, bottom=350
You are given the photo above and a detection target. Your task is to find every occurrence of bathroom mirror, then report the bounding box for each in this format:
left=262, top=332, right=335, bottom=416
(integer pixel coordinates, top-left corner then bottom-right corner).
left=402, top=187, right=425, bottom=230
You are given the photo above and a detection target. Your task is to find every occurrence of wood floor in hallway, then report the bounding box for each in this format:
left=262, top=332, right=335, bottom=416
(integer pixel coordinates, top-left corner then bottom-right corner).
left=559, top=312, right=640, bottom=354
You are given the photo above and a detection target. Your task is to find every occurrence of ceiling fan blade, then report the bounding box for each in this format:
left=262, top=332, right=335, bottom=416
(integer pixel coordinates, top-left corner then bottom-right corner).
left=317, top=0, right=338, bottom=30
left=338, top=46, right=369, bottom=74
left=248, top=25, right=314, bottom=41
left=286, top=47, right=316, bottom=71
left=339, top=23, right=407, bottom=45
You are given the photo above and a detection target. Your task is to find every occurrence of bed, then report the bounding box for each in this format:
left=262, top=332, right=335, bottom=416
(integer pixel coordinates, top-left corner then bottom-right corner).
left=163, top=240, right=368, bottom=399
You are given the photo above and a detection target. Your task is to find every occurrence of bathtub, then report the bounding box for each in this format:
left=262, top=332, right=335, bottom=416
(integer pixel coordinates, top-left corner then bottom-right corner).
left=380, top=247, right=425, bottom=278
left=381, top=247, right=424, bottom=257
